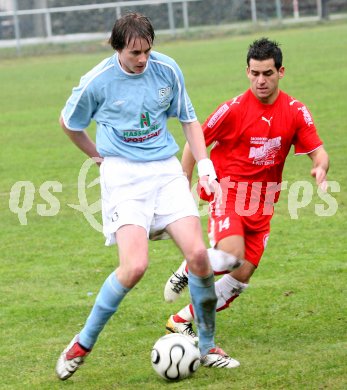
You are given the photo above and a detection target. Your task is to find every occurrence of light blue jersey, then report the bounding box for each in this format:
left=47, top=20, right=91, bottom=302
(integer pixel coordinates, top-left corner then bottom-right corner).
left=61, top=51, right=197, bottom=161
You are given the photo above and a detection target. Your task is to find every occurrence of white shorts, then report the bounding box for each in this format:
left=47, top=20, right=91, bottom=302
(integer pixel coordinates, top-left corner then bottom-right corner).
left=100, top=156, right=199, bottom=246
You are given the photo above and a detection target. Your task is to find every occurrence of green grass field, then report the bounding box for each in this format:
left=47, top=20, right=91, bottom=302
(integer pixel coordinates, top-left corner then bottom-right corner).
left=0, top=21, right=346, bottom=389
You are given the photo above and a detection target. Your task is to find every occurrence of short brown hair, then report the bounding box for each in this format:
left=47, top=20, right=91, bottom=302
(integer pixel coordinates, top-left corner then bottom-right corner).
left=109, top=12, right=155, bottom=51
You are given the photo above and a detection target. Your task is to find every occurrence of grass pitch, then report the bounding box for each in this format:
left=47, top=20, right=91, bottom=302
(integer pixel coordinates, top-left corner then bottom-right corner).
left=0, top=22, right=346, bottom=389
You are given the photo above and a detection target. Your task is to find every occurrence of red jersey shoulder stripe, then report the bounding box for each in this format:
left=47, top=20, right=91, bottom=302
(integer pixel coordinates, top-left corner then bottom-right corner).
left=206, top=103, right=229, bottom=128
left=206, top=94, right=244, bottom=129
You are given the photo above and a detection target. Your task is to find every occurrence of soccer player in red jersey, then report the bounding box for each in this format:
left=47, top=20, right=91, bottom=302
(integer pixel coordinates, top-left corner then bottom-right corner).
left=164, top=38, right=329, bottom=366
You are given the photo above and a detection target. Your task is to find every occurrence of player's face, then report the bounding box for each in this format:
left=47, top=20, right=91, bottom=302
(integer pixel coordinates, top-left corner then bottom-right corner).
left=117, top=37, right=152, bottom=74
left=247, top=58, right=285, bottom=104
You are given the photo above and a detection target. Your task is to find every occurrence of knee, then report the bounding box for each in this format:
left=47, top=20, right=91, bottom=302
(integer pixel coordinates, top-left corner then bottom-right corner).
left=186, top=247, right=210, bottom=275
left=121, top=260, right=148, bottom=285
left=131, top=262, right=148, bottom=282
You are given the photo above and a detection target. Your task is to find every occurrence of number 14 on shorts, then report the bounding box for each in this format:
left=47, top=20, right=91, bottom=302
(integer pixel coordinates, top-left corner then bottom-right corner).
left=218, top=217, right=230, bottom=232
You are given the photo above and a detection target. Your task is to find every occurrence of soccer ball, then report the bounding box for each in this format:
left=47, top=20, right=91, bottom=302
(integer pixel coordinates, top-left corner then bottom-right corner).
left=151, top=333, right=200, bottom=381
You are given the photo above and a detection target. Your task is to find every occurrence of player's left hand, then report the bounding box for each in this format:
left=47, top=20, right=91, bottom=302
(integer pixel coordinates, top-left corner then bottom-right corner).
left=311, top=166, right=328, bottom=192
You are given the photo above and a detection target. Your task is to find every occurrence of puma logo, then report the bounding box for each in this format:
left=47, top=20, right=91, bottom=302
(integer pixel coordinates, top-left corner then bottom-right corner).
left=261, top=116, right=273, bottom=126
left=230, top=95, right=241, bottom=105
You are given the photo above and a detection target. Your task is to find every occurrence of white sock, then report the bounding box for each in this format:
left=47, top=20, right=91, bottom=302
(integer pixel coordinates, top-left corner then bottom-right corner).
left=175, top=304, right=194, bottom=322
left=175, top=274, right=248, bottom=321
left=215, top=274, right=248, bottom=311
left=207, top=247, right=243, bottom=274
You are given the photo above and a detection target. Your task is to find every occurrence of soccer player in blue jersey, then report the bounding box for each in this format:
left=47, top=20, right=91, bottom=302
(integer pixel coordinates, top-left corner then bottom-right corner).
left=55, top=12, right=240, bottom=380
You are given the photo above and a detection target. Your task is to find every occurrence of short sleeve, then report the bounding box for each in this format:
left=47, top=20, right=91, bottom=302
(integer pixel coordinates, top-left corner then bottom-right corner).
left=61, top=76, right=97, bottom=131
left=166, top=63, right=197, bottom=122
left=202, top=101, right=234, bottom=147
left=293, top=105, right=323, bottom=154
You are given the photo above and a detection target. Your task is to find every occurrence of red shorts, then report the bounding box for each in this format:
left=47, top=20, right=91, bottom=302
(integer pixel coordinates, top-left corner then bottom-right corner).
left=208, top=197, right=273, bottom=267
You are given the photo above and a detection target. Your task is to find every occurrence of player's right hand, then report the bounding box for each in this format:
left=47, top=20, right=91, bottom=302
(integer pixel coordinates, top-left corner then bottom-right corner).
left=197, top=158, right=222, bottom=205
left=199, top=176, right=222, bottom=206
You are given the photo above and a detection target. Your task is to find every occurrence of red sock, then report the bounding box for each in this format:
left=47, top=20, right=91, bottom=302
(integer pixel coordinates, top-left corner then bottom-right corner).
left=189, top=303, right=195, bottom=318
left=173, top=314, right=187, bottom=323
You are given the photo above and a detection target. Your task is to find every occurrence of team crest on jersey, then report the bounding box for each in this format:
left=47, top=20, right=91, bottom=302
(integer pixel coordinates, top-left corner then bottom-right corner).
left=158, top=86, right=171, bottom=107
left=159, top=86, right=171, bottom=98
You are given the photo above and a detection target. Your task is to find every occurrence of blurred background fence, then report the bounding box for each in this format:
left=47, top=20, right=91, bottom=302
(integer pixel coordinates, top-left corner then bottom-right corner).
left=0, top=0, right=346, bottom=53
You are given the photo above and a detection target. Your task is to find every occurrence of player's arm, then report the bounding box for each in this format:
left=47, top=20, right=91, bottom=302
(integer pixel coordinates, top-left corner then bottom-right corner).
left=293, top=101, right=329, bottom=191
left=59, top=116, right=102, bottom=165
left=181, top=101, right=232, bottom=189
left=308, top=146, right=329, bottom=191
left=181, top=120, right=218, bottom=196
left=181, top=141, right=195, bottom=187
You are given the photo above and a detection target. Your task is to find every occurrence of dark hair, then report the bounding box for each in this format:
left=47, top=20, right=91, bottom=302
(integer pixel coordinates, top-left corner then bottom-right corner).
left=109, top=12, right=155, bottom=51
left=247, top=38, right=283, bottom=70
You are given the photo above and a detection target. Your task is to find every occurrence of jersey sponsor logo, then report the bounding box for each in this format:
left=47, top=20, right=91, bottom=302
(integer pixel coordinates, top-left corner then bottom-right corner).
left=298, top=105, right=313, bottom=126
left=124, top=115, right=161, bottom=142
left=261, top=116, right=273, bottom=126
left=140, top=112, right=151, bottom=128
left=249, top=136, right=282, bottom=165
left=123, top=129, right=161, bottom=143
left=207, top=103, right=229, bottom=128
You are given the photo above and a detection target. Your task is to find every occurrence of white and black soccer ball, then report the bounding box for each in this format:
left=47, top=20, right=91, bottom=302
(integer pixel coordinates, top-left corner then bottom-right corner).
left=151, top=333, right=200, bottom=381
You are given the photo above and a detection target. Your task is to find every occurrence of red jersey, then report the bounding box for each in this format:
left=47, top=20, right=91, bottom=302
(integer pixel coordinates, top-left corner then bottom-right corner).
left=201, top=89, right=323, bottom=203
